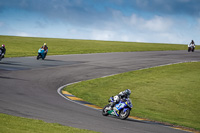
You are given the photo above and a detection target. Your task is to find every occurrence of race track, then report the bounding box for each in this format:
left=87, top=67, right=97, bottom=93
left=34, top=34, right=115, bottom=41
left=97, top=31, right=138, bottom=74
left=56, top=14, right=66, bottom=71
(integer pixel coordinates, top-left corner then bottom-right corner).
left=0, top=50, right=200, bottom=133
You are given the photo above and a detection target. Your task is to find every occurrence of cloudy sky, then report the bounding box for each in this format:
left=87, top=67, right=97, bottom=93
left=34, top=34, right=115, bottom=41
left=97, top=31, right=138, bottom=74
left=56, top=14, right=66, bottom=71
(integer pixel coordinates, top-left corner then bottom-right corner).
left=0, top=0, right=200, bottom=44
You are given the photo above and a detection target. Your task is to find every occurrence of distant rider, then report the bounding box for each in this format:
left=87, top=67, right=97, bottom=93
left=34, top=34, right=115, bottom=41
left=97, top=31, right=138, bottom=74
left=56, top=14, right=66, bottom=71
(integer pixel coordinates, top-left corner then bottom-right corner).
left=41, top=43, right=48, bottom=58
left=108, top=89, right=131, bottom=110
left=0, top=44, right=6, bottom=58
left=188, top=40, right=195, bottom=48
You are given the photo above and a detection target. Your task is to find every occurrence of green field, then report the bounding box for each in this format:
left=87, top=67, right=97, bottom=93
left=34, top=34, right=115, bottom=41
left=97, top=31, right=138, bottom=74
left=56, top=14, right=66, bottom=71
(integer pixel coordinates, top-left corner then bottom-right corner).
left=0, top=113, right=99, bottom=133
left=0, top=35, right=194, bottom=57
left=65, top=62, right=200, bottom=130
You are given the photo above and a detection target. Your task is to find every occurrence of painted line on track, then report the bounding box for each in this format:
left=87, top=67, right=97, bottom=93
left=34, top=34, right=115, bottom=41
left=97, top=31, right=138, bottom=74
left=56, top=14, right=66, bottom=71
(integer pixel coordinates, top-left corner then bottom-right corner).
left=57, top=61, right=199, bottom=133
left=57, top=82, right=103, bottom=111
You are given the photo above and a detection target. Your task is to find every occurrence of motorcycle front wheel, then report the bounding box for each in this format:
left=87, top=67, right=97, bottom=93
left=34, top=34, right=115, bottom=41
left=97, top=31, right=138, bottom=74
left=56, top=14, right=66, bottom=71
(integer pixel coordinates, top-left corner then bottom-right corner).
left=188, top=47, right=191, bottom=52
left=36, top=56, right=39, bottom=60
left=102, top=104, right=110, bottom=116
left=119, top=108, right=130, bottom=120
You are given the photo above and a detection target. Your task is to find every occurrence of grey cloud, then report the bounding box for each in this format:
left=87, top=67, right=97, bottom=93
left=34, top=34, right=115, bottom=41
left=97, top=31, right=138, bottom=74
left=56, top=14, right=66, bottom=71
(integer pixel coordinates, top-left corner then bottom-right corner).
left=117, top=0, right=200, bottom=17
left=1, top=0, right=200, bottom=26
left=1, top=0, right=200, bottom=44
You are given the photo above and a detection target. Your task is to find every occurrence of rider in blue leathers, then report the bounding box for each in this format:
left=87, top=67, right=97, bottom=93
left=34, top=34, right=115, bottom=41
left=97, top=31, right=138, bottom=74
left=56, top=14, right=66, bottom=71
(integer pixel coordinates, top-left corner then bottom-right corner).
left=41, top=43, right=48, bottom=58
left=108, top=89, right=131, bottom=110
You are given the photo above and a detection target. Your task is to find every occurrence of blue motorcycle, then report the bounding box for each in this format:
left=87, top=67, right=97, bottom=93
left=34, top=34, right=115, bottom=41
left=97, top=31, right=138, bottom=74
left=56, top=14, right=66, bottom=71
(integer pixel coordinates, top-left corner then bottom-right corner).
left=102, top=97, right=132, bottom=120
left=37, top=48, right=46, bottom=60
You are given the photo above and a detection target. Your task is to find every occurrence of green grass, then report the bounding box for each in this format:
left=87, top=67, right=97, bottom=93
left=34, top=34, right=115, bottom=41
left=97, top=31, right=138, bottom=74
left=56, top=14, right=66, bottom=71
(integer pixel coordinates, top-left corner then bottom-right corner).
left=65, top=62, right=200, bottom=130
left=0, top=113, right=99, bottom=133
left=0, top=35, right=195, bottom=57
left=1, top=35, right=199, bottom=131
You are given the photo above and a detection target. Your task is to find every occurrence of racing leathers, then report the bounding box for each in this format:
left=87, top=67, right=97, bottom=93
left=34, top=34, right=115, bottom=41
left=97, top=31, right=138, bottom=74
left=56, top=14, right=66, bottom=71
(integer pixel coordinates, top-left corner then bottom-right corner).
left=109, top=90, right=130, bottom=109
left=188, top=42, right=195, bottom=48
left=41, top=45, right=48, bottom=58
left=0, top=46, right=6, bottom=58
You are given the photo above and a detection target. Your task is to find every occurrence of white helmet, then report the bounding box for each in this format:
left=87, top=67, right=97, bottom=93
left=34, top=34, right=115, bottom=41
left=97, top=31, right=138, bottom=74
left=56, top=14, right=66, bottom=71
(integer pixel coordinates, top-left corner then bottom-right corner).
left=114, top=96, right=119, bottom=101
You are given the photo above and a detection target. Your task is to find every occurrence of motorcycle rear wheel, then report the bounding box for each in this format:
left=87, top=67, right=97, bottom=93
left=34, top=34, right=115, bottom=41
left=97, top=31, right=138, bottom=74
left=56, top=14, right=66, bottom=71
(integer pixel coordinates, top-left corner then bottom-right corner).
left=192, top=48, right=194, bottom=52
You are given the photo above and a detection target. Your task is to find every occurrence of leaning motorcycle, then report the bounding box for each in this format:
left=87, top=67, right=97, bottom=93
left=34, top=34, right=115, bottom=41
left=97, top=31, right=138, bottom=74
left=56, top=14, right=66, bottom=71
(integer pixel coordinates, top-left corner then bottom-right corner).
left=102, top=96, right=132, bottom=120
left=37, top=48, right=46, bottom=60
left=0, top=49, right=3, bottom=61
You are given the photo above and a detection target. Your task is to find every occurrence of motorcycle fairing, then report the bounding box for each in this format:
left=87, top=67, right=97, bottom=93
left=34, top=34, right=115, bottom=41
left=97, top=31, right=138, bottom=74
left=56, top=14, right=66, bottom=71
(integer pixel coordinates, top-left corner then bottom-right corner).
left=38, top=48, right=45, bottom=59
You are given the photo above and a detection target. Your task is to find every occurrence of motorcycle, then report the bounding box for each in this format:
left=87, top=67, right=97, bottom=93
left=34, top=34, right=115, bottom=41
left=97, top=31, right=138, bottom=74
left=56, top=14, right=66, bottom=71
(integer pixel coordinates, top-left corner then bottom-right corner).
left=37, top=48, right=46, bottom=60
left=188, top=45, right=195, bottom=52
left=0, top=49, right=4, bottom=61
left=102, top=96, right=132, bottom=120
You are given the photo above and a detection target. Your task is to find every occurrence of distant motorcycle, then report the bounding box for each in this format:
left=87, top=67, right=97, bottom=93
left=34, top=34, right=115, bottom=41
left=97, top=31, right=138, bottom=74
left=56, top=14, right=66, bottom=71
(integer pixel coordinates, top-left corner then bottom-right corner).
left=188, top=43, right=195, bottom=52
left=0, top=49, right=4, bottom=61
left=102, top=96, right=132, bottom=120
left=188, top=46, right=195, bottom=52
left=37, top=48, right=46, bottom=60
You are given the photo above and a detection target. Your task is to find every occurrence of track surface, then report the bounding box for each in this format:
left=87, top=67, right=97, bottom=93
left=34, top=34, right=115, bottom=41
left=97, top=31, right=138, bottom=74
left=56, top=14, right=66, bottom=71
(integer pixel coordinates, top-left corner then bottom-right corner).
left=0, top=50, right=200, bottom=133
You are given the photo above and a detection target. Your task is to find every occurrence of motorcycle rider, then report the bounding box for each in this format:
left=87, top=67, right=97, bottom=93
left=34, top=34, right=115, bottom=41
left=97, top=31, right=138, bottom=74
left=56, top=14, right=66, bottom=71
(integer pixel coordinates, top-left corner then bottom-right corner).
left=188, top=40, right=195, bottom=48
left=0, top=44, right=6, bottom=59
left=108, top=89, right=131, bottom=110
left=41, top=43, right=48, bottom=58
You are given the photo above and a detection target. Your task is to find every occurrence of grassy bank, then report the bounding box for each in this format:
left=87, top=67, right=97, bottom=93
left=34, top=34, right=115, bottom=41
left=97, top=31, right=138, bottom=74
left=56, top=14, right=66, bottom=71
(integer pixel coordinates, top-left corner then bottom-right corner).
left=0, top=35, right=192, bottom=57
left=0, top=113, right=98, bottom=133
left=65, top=62, right=200, bottom=130
left=1, top=35, right=199, bottom=131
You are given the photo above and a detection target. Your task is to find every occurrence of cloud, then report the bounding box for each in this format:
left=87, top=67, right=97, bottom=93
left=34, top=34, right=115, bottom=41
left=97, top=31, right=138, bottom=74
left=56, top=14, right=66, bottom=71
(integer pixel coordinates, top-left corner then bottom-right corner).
left=142, top=16, right=173, bottom=32
left=111, top=10, right=173, bottom=32
left=16, top=32, right=31, bottom=37
left=91, top=29, right=116, bottom=40
left=0, top=0, right=199, bottom=32
left=87, top=9, right=199, bottom=44
left=1, top=0, right=199, bottom=21
left=103, top=0, right=200, bottom=18
left=0, top=0, right=200, bottom=44
left=197, top=18, right=200, bottom=29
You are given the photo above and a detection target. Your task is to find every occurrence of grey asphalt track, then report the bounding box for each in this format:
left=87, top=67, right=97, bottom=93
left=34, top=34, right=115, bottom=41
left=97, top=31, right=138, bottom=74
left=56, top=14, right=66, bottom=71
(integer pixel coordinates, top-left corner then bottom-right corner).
left=0, top=50, right=200, bottom=133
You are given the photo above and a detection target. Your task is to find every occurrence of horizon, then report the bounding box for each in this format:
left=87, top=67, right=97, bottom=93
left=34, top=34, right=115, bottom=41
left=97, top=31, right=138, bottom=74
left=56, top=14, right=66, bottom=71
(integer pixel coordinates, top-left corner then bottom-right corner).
left=0, top=35, right=190, bottom=45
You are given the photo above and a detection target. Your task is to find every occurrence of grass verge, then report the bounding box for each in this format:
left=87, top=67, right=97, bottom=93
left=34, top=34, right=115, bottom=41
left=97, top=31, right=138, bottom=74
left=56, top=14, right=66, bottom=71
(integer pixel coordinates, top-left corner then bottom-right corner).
left=0, top=35, right=194, bottom=57
left=65, top=62, right=200, bottom=130
left=0, top=113, right=98, bottom=133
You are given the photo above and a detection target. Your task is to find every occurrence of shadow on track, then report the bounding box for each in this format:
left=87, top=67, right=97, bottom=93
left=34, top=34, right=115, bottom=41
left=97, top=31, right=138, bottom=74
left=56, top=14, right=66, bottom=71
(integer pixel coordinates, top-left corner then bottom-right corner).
left=0, top=76, right=28, bottom=81
left=0, top=61, right=23, bottom=66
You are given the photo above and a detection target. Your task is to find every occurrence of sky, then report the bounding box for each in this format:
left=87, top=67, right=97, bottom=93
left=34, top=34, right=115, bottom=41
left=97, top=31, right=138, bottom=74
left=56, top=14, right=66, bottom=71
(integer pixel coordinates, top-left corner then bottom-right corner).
left=0, top=0, right=200, bottom=45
